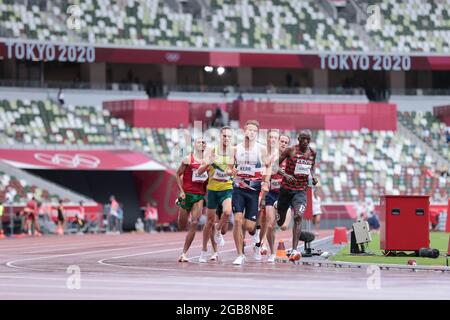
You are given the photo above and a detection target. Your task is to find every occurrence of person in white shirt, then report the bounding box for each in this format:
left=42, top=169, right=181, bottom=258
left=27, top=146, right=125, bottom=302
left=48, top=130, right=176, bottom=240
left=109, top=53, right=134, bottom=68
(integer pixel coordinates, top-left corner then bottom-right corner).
left=312, top=189, right=322, bottom=236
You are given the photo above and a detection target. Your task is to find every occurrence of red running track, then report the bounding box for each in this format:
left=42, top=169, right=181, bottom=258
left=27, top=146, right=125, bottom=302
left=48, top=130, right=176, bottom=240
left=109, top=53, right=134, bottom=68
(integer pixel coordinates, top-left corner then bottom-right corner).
left=0, top=230, right=449, bottom=300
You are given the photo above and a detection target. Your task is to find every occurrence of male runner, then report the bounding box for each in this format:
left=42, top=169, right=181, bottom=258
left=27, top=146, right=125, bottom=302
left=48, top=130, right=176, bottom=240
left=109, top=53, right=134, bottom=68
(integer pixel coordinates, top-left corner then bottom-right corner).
left=257, top=131, right=292, bottom=262
left=25, top=196, right=41, bottom=236
left=277, top=130, right=318, bottom=261
left=230, top=120, right=270, bottom=265
left=176, top=137, right=210, bottom=262
left=196, top=126, right=234, bottom=263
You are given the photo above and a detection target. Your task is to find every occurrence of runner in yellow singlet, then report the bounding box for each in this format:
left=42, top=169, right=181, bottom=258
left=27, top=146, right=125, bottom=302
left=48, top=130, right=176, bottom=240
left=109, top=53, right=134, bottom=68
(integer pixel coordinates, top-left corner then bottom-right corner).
left=196, top=126, right=234, bottom=263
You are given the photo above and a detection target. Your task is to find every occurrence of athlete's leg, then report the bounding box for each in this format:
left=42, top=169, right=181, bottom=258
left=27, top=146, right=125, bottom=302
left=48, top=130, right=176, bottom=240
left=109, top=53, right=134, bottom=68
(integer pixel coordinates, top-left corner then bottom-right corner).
left=209, top=215, right=219, bottom=260
left=233, top=212, right=244, bottom=255
left=291, top=191, right=307, bottom=252
left=217, top=197, right=232, bottom=235
left=210, top=223, right=218, bottom=253
left=313, top=214, right=321, bottom=235
left=258, top=207, right=267, bottom=244
left=26, top=218, right=32, bottom=235
left=202, top=208, right=216, bottom=252
left=244, top=219, right=256, bottom=236
left=177, top=207, right=190, bottom=231
left=182, top=200, right=203, bottom=254
left=276, top=188, right=294, bottom=227
left=280, top=207, right=292, bottom=231
left=265, top=206, right=276, bottom=255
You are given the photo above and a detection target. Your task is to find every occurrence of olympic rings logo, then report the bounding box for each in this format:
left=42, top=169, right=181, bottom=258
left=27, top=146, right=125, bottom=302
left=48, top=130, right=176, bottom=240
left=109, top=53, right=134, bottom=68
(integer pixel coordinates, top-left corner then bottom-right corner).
left=34, top=153, right=101, bottom=168
left=165, top=52, right=180, bottom=62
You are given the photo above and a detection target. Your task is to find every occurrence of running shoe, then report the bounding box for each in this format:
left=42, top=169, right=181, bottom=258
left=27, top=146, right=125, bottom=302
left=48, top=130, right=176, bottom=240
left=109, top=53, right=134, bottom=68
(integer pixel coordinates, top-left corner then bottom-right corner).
left=232, top=255, right=246, bottom=265
left=214, top=230, right=225, bottom=247
left=178, top=253, right=189, bottom=262
left=288, top=250, right=301, bottom=262
left=267, top=254, right=276, bottom=263
left=252, top=229, right=260, bottom=246
left=199, top=251, right=208, bottom=263
left=210, top=252, right=219, bottom=261
left=253, top=246, right=262, bottom=261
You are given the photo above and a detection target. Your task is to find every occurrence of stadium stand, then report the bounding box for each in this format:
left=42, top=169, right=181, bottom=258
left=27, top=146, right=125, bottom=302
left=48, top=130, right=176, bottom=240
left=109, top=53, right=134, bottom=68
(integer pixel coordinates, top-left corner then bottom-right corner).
left=75, top=0, right=214, bottom=47
left=0, top=0, right=72, bottom=42
left=307, top=130, right=450, bottom=203
left=358, top=0, right=450, bottom=53
left=5, top=0, right=447, bottom=52
left=1, top=99, right=448, bottom=203
left=207, top=0, right=367, bottom=50
left=398, top=111, right=450, bottom=161
left=0, top=170, right=61, bottom=203
left=0, top=98, right=182, bottom=167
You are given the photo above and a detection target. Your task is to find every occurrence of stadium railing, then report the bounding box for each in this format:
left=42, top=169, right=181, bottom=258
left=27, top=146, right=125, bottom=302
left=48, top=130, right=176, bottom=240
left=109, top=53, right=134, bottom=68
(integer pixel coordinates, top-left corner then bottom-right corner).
left=0, top=80, right=145, bottom=91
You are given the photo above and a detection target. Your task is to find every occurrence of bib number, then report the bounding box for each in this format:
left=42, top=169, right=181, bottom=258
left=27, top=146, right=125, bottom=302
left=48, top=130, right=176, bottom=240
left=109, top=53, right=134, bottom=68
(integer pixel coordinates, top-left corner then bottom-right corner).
left=294, top=163, right=311, bottom=176
left=270, top=179, right=282, bottom=191
left=213, top=169, right=229, bottom=181
left=192, top=170, right=208, bottom=182
left=237, top=164, right=256, bottom=177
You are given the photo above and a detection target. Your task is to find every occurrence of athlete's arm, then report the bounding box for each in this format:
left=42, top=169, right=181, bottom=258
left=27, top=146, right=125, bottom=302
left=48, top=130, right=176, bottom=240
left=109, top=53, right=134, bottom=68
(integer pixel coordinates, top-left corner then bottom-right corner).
left=278, top=146, right=292, bottom=164
left=278, top=147, right=296, bottom=183
left=261, top=147, right=271, bottom=193
left=225, top=146, right=237, bottom=177
left=197, top=148, right=213, bottom=175
left=175, top=156, right=189, bottom=198
left=310, top=151, right=319, bottom=185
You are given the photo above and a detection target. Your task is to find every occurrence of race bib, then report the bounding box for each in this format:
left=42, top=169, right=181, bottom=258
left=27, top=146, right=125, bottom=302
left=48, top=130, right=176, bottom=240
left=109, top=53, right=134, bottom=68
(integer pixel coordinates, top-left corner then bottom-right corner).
left=237, top=164, right=256, bottom=177
left=192, top=170, right=208, bottom=182
left=213, top=169, right=229, bottom=181
left=294, top=163, right=311, bottom=176
left=270, top=179, right=282, bottom=190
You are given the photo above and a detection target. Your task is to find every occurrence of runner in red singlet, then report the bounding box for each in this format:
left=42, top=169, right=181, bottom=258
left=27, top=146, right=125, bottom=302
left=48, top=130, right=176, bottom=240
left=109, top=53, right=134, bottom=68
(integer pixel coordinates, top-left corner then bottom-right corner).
left=277, top=130, right=318, bottom=262
left=258, top=131, right=292, bottom=262
left=176, top=138, right=217, bottom=262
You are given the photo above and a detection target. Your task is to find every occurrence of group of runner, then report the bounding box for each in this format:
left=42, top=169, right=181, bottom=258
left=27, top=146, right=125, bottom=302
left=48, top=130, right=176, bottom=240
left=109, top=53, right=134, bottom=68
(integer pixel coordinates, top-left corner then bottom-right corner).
left=175, top=120, right=318, bottom=265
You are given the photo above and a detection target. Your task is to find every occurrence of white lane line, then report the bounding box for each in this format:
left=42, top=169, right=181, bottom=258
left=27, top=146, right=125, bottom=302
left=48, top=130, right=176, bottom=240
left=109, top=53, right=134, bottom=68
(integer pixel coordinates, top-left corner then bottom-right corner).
left=97, top=238, right=304, bottom=276
left=0, top=283, right=314, bottom=299
left=0, top=274, right=319, bottom=291
left=20, top=238, right=181, bottom=254
left=4, top=239, right=190, bottom=271
left=0, top=233, right=183, bottom=251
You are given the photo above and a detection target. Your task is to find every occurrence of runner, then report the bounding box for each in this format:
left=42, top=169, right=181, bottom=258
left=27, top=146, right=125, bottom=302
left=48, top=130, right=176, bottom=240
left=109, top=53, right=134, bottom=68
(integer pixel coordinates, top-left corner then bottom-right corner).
left=196, top=126, right=234, bottom=263
left=231, top=120, right=271, bottom=265
left=312, top=188, right=322, bottom=236
left=258, top=131, right=292, bottom=262
left=56, top=199, right=65, bottom=235
left=277, top=130, right=318, bottom=262
left=25, top=196, right=41, bottom=236
left=176, top=137, right=210, bottom=262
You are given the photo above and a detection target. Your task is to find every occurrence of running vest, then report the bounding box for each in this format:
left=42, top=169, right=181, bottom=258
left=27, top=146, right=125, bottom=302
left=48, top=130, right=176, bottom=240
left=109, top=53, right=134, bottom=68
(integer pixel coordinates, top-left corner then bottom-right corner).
left=281, top=145, right=316, bottom=191
left=207, top=146, right=233, bottom=191
left=182, top=154, right=208, bottom=195
left=233, top=142, right=264, bottom=191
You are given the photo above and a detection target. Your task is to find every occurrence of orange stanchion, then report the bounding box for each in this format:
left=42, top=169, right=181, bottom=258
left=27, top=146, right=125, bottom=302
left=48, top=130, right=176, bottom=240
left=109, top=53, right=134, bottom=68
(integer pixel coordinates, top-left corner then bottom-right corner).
left=333, top=227, right=348, bottom=245
left=275, top=240, right=288, bottom=262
